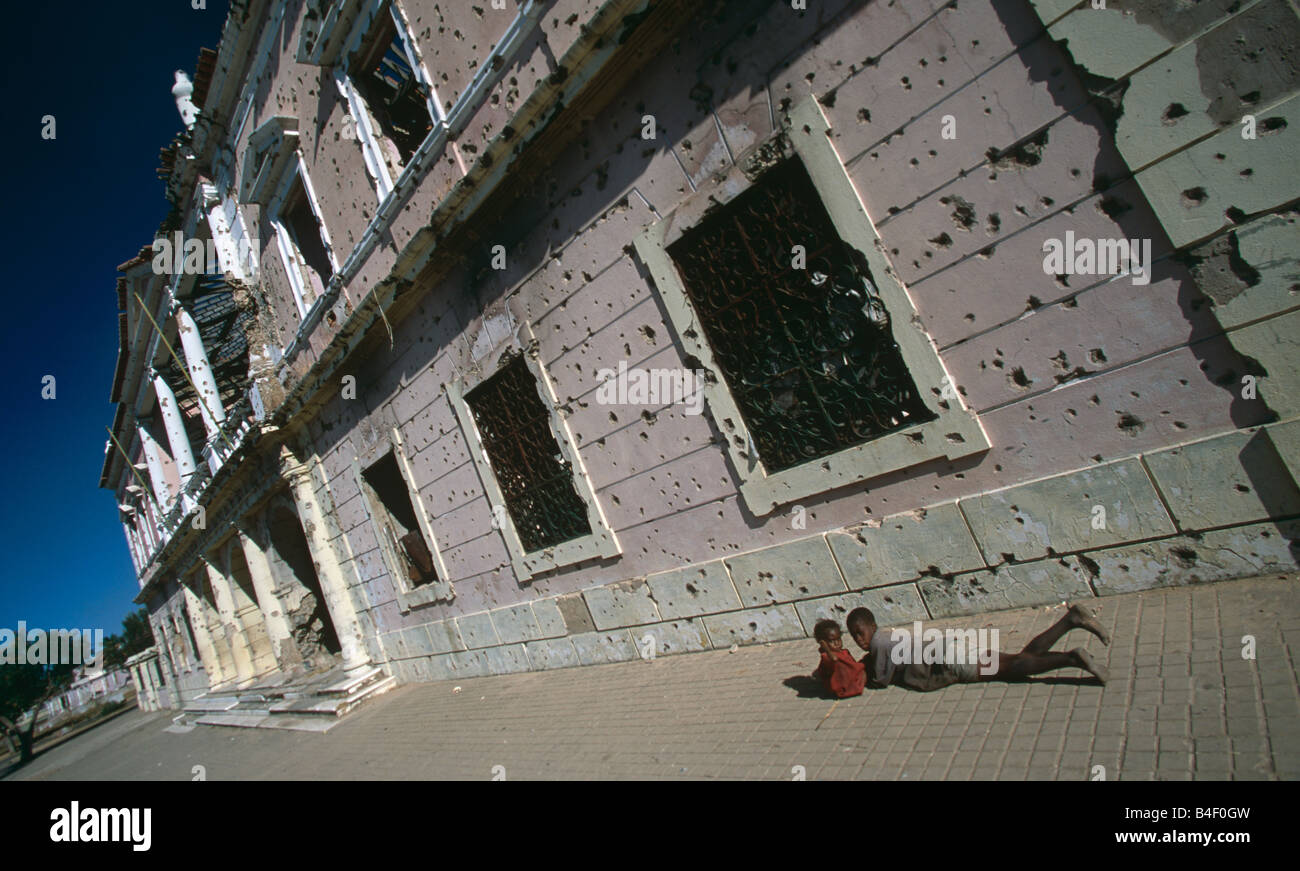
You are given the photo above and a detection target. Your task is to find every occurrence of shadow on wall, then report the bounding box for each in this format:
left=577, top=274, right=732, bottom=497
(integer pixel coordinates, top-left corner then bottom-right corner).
left=990, top=0, right=1277, bottom=431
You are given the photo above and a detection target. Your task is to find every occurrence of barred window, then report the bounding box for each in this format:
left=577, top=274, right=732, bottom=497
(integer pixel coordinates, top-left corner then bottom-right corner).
left=665, top=158, right=935, bottom=474
left=465, top=355, right=591, bottom=552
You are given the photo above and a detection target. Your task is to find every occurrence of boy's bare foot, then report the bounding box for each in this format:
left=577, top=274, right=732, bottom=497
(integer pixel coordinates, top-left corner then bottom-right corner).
left=1067, top=603, right=1110, bottom=646
left=1072, top=648, right=1108, bottom=684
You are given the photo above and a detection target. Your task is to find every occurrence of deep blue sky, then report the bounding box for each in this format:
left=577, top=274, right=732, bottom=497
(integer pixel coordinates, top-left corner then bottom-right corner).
left=0, top=1, right=231, bottom=637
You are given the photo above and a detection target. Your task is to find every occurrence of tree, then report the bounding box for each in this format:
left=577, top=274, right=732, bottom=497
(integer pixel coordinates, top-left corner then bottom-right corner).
left=0, top=662, right=74, bottom=763
left=102, top=608, right=154, bottom=670
left=120, top=608, right=153, bottom=659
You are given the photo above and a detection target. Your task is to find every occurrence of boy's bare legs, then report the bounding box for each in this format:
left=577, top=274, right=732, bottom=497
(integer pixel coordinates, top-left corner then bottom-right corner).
left=983, top=648, right=1108, bottom=684
left=1022, top=603, right=1110, bottom=655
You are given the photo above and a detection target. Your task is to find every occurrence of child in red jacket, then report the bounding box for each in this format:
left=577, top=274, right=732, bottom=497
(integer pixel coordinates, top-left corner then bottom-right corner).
left=811, top=619, right=866, bottom=698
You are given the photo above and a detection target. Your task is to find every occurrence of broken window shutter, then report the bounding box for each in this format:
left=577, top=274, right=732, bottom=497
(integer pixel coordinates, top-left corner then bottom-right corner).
left=398, top=529, right=436, bottom=581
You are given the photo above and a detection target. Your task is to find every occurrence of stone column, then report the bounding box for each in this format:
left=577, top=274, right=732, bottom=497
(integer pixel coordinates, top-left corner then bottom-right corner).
left=283, top=448, right=373, bottom=677
left=141, top=661, right=159, bottom=711
left=176, top=305, right=227, bottom=439
left=152, top=371, right=197, bottom=503
left=136, top=419, right=173, bottom=508
left=235, top=522, right=301, bottom=668
left=146, top=657, right=165, bottom=708
left=202, top=558, right=257, bottom=685
left=180, top=584, right=230, bottom=689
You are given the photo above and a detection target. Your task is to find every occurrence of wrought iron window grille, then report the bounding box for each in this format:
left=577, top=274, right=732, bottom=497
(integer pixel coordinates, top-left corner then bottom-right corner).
left=464, top=354, right=592, bottom=552
left=665, top=157, right=935, bottom=474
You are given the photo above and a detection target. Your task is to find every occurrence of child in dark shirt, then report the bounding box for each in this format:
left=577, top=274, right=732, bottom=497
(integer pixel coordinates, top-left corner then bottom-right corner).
left=846, top=604, right=1109, bottom=692
left=811, top=619, right=866, bottom=698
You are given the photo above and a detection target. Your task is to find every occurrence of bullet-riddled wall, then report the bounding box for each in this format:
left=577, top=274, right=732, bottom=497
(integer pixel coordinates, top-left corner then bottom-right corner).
left=124, top=0, right=1300, bottom=689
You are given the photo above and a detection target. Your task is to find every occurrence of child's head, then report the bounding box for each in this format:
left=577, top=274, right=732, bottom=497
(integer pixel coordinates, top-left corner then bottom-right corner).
left=813, top=619, right=844, bottom=654
left=845, top=607, right=877, bottom=651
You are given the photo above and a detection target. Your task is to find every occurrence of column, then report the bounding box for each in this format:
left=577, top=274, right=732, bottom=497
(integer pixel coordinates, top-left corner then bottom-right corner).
left=235, top=523, right=300, bottom=668
left=136, top=420, right=173, bottom=508
left=283, top=448, right=373, bottom=677
left=202, top=558, right=257, bottom=685
left=152, top=370, right=196, bottom=482
left=180, top=585, right=231, bottom=689
left=176, top=305, right=226, bottom=438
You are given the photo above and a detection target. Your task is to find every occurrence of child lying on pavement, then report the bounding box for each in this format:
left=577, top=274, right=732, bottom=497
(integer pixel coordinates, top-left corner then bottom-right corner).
left=845, top=604, right=1109, bottom=692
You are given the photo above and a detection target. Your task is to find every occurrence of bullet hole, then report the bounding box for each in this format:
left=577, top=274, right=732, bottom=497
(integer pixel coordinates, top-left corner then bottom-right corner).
left=1000, top=553, right=1015, bottom=565
left=1027, top=295, right=1043, bottom=310
left=910, top=158, right=920, bottom=166
left=900, top=76, right=911, bottom=90
left=609, top=411, right=618, bottom=423
left=1009, top=367, right=1032, bottom=389
left=1055, top=275, right=1072, bottom=289
left=977, top=245, right=996, bottom=258
left=929, top=232, right=954, bottom=249
left=964, top=313, right=976, bottom=322
left=857, top=107, right=871, bottom=123
left=942, top=195, right=977, bottom=231
left=906, top=431, right=924, bottom=443
left=945, top=432, right=965, bottom=443
left=1260, top=117, right=1288, bottom=134
left=1240, top=90, right=1261, bottom=105
left=1116, top=412, right=1144, bottom=435
left=1240, top=168, right=1254, bottom=177
left=1214, top=153, right=1226, bottom=161
left=1089, top=348, right=1107, bottom=363
left=986, top=213, right=1001, bottom=234
left=986, top=128, right=1048, bottom=170
left=1161, top=103, right=1189, bottom=124
left=1173, top=420, right=1187, bottom=429
left=1077, top=554, right=1101, bottom=579
left=1088, top=394, right=1100, bottom=405
left=1170, top=547, right=1198, bottom=568
left=1224, top=206, right=1248, bottom=224
left=1182, top=187, right=1208, bottom=207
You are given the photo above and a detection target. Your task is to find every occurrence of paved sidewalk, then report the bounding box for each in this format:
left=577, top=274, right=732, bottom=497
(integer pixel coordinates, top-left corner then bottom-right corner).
left=7, top=574, right=1298, bottom=781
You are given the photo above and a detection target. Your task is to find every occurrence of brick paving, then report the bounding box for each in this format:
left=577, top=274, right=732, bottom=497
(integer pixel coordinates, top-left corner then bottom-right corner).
left=6, top=574, right=1298, bottom=781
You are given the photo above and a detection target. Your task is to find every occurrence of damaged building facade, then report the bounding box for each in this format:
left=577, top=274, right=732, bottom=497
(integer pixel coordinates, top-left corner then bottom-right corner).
left=100, top=0, right=1300, bottom=712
